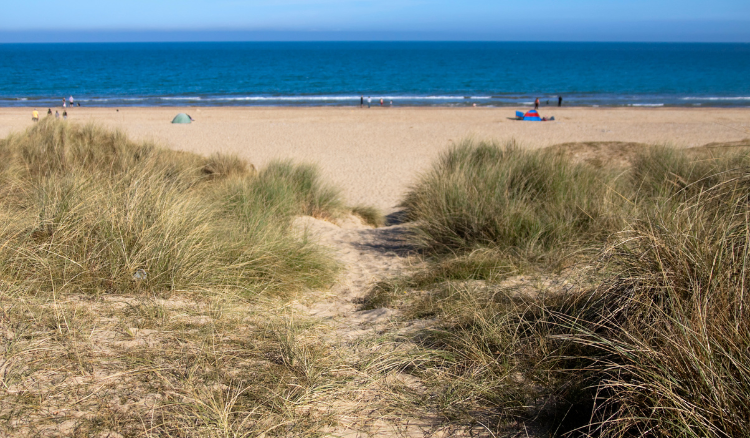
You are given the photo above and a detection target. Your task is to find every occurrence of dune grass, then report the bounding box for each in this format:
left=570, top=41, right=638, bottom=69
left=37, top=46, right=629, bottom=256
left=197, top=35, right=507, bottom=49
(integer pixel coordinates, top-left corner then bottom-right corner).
left=381, top=139, right=750, bottom=436
left=0, top=119, right=397, bottom=436
left=401, top=140, right=627, bottom=268
left=0, top=118, right=347, bottom=297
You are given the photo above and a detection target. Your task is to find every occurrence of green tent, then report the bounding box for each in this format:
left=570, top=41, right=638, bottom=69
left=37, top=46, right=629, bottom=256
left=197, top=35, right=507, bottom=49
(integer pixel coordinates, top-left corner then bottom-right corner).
left=171, top=113, right=192, bottom=124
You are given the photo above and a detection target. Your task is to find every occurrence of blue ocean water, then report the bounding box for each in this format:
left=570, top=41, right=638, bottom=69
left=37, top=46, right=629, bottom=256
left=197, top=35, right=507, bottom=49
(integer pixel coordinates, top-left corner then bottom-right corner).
left=1, top=42, right=748, bottom=108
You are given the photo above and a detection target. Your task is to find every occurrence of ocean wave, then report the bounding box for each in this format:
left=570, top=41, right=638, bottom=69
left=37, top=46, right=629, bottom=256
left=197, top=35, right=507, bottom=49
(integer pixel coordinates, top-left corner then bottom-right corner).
left=681, top=97, right=750, bottom=101
left=86, top=98, right=147, bottom=102
left=160, top=97, right=202, bottom=101
left=630, top=103, right=665, bottom=107
left=208, top=95, right=489, bottom=102
left=215, top=96, right=359, bottom=101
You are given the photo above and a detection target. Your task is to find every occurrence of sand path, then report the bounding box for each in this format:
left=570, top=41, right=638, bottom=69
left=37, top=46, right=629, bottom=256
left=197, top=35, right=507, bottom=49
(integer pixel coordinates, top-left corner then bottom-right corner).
left=293, top=215, right=480, bottom=437
left=297, top=215, right=411, bottom=324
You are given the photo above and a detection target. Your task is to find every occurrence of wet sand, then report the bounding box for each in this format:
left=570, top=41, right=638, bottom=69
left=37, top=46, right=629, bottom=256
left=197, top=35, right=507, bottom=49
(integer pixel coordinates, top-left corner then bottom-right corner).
left=1, top=107, right=748, bottom=211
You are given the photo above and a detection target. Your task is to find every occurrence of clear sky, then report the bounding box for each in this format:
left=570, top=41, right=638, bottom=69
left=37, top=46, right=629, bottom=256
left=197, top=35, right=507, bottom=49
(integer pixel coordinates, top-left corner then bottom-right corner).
left=2, top=0, right=749, bottom=42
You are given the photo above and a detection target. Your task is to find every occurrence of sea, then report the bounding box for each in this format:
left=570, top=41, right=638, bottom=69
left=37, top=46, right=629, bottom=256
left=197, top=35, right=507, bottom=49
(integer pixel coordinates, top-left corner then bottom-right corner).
left=1, top=42, right=749, bottom=108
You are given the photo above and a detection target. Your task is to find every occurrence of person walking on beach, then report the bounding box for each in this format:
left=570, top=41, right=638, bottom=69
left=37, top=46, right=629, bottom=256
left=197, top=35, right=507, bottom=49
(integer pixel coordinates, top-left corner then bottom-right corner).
left=368, top=96, right=371, bottom=108
left=360, top=95, right=364, bottom=108
left=534, top=98, right=540, bottom=110
left=32, top=109, right=39, bottom=122
left=558, top=96, right=563, bottom=107
left=380, top=98, right=384, bottom=106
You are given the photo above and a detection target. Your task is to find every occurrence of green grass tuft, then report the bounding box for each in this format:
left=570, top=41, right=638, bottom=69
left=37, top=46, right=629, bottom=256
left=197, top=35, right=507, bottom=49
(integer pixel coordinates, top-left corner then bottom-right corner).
left=401, top=139, right=625, bottom=265
left=390, top=140, right=750, bottom=436
left=0, top=119, right=339, bottom=297
left=351, top=205, right=386, bottom=227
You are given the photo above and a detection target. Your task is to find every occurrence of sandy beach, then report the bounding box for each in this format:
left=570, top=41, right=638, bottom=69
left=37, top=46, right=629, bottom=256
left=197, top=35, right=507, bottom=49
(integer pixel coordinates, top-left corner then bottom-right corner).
left=2, top=107, right=748, bottom=211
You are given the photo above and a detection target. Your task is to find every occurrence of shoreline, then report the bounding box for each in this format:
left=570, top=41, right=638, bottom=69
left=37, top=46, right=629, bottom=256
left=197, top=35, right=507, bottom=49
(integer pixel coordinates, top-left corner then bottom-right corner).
left=2, top=106, right=749, bottom=211
left=4, top=104, right=750, bottom=110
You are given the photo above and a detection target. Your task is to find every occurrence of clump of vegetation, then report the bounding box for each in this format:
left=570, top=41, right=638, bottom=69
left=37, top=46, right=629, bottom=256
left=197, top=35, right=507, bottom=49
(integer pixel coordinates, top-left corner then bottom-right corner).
left=256, top=159, right=346, bottom=220
left=401, top=139, right=626, bottom=267
left=386, top=140, right=750, bottom=436
left=351, top=205, right=386, bottom=227
left=0, top=119, right=342, bottom=296
left=0, top=120, right=401, bottom=437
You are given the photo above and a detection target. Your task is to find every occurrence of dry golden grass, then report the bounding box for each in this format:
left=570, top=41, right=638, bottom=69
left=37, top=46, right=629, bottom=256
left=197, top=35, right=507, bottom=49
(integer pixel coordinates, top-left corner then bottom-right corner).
left=367, top=140, right=750, bottom=437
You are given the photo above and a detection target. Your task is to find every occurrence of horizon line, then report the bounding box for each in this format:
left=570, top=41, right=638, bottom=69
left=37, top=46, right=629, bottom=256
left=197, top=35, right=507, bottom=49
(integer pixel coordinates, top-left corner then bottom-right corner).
left=3, top=40, right=750, bottom=44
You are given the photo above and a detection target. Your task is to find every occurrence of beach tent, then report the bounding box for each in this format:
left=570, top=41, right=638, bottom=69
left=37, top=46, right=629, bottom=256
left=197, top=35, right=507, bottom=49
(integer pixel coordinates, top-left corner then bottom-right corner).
left=171, top=113, right=192, bottom=124
left=523, top=110, right=542, bottom=121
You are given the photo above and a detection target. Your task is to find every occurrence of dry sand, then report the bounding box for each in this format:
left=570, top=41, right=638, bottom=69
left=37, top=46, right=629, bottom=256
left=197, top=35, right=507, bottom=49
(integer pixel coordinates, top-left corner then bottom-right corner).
left=2, top=107, right=749, bottom=211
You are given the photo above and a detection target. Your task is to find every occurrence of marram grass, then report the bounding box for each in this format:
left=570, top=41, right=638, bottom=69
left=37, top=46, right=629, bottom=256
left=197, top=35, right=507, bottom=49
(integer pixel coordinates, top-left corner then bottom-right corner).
left=0, top=119, right=341, bottom=296
left=401, top=139, right=627, bottom=266
left=390, top=140, right=750, bottom=437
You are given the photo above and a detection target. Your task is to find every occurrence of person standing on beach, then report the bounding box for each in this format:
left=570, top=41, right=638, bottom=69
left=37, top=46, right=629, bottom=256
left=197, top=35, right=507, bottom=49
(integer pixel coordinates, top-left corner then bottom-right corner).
left=63, top=110, right=67, bottom=120
left=558, top=96, right=563, bottom=107
left=32, top=109, right=39, bottom=122
left=69, top=96, right=74, bottom=106
left=368, top=96, right=371, bottom=108
left=47, top=108, right=52, bottom=116
left=360, top=95, right=364, bottom=108
left=55, top=111, right=60, bottom=119
left=534, top=98, right=539, bottom=110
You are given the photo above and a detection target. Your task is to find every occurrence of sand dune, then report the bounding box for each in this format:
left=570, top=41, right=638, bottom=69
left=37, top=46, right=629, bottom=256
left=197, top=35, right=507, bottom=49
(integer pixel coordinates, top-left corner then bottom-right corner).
left=2, top=107, right=748, bottom=211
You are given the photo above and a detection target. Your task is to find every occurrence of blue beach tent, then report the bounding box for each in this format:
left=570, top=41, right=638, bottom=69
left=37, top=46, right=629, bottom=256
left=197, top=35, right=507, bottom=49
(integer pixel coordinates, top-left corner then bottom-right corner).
left=523, top=110, right=542, bottom=121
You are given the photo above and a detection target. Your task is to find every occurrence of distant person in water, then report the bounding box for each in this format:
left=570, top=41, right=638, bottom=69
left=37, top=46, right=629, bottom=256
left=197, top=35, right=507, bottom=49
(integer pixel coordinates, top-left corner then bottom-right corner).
left=558, top=96, right=563, bottom=107
left=534, top=98, right=539, bottom=110
left=32, top=109, right=39, bottom=122
left=380, top=98, right=383, bottom=106
left=360, top=95, right=364, bottom=108
left=368, top=96, right=371, bottom=108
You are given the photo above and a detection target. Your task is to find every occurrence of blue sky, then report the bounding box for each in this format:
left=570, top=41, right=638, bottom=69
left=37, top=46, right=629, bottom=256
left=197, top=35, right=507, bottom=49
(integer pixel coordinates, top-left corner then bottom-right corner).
left=2, top=0, right=749, bottom=42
